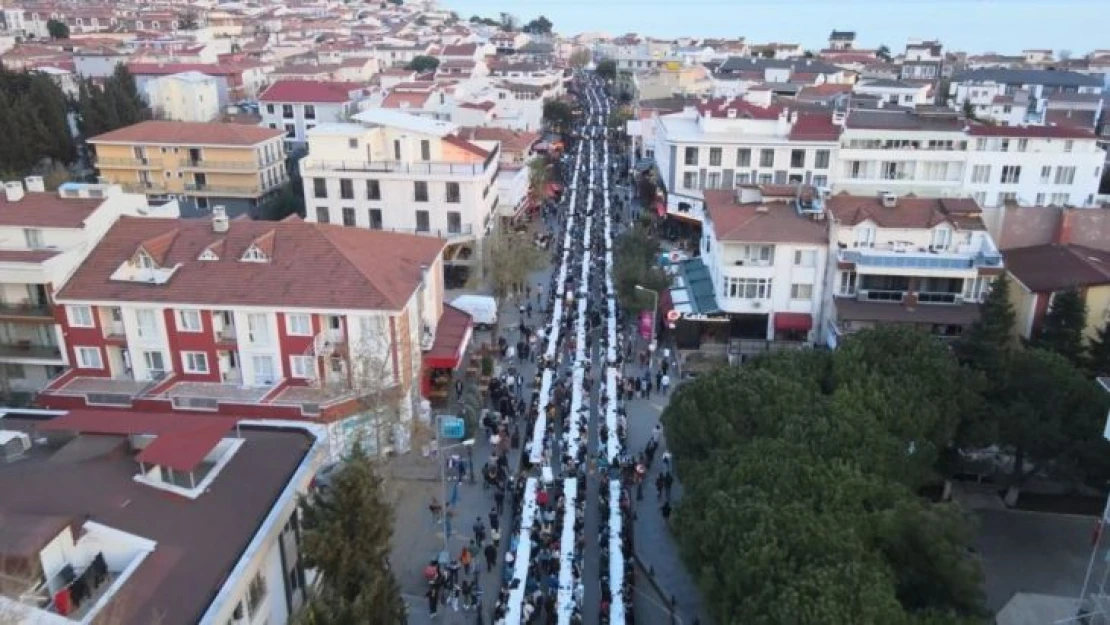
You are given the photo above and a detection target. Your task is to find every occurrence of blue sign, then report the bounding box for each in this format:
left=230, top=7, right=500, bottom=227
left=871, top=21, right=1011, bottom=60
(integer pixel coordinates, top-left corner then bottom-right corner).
left=439, top=416, right=465, bottom=439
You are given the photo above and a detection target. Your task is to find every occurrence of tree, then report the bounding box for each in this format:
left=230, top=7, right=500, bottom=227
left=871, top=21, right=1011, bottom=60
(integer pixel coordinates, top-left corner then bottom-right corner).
left=962, top=100, right=976, bottom=120
left=178, top=10, right=199, bottom=30
left=613, top=225, right=669, bottom=315
left=607, top=108, right=632, bottom=132
left=406, top=55, right=439, bottom=73
left=522, top=15, right=553, bottom=35
left=956, top=274, right=1017, bottom=376
left=479, top=229, right=545, bottom=338
left=1088, top=322, right=1110, bottom=376
left=595, top=59, right=617, bottom=81
left=568, top=48, right=592, bottom=69
left=877, top=44, right=892, bottom=62
left=636, top=171, right=658, bottom=210
left=46, top=19, right=69, bottom=40
left=296, top=444, right=407, bottom=625
left=1034, top=287, right=1087, bottom=366
left=77, top=65, right=151, bottom=138
left=541, top=100, right=573, bottom=133
left=527, top=157, right=549, bottom=205
left=0, top=68, right=75, bottom=175
left=498, top=12, right=518, bottom=32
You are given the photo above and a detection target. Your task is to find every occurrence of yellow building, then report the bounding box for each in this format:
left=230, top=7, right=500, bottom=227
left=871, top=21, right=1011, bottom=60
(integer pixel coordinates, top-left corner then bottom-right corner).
left=1002, top=243, right=1110, bottom=340
left=89, top=121, right=287, bottom=218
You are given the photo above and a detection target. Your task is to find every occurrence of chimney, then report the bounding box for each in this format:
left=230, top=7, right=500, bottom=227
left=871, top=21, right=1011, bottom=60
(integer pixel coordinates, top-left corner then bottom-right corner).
left=212, top=206, right=229, bottom=233
left=1052, top=208, right=1074, bottom=244
left=24, top=176, right=45, bottom=193
left=3, top=181, right=25, bottom=202
left=880, top=191, right=897, bottom=208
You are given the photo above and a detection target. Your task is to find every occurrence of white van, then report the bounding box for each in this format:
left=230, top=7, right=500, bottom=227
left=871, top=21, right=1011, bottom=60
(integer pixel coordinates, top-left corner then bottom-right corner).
left=450, top=295, right=498, bottom=329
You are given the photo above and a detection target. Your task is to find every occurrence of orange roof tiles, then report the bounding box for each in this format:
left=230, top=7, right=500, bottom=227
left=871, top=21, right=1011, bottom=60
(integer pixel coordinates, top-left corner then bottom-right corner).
left=89, top=121, right=283, bottom=146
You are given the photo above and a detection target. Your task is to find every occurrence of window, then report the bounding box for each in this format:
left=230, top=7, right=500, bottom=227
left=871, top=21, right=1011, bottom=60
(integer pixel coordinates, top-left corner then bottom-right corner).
left=316, top=206, right=330, bottom=223
left=265, top=104, right=274, bottom=114
left=76, top=346, right=102, bottom=369
left=740, top=245, right=774, bottom=265
left=253, top=355, right=276, bottom=385
left=1050, top=193, right=1070, bottom=206
left=367, top=179, right=381, bottom=200
left=284, top=124, right=295, bottom=138
left=342, top=207, right=355, bottom=226
left=447, top=211, right=462, bottom=234
left=446, top=182, right=461, bottom=203
left=246, top=572, right=267, bottom=615
left=931, top=227, right=951, bottom=250
left=707, top=172, right=721, bottom=189
left=247, top=314, right=269, bottom=344
left=393, top=139, right=402, bottom=160
left=812, top=174, right=828, bottom=188
left=183, top=352, right=209, bottom=374
left=1017, top=138, right=1028, bottom=152
left=757, top=173, right=773, bottom=185
left=135, top=309, right=157, bottom=339
left=282, top=104, right=293, bottom=118
left=684, top=147, right=698, bottom=165
left=975, top=138, right=987, bottom=151
left=339, top=179, right=354, bottom=199
left=790, top=284, right=813, bottom=300
left=999, top=139, right=1010, bottom=152
left=814, top=150, right=830, bottom=169
left=736, top=172, right=751, bottom=185
left=1064, top=140, right=1074, bottom=152
left=420, top=139, right=431, bottom=161
left=682, top=172, right=697, bottom=189
left=369, top=209, right=383, bottom=230
left=855, top=226, right=875, bottom=247
left=1054, top=166, right=1076, bottom=185
left=972, top=191, right=987, bottom=206
left=971, top=165, right=991, bottom=183
left=313, top=178, right=327, bottom=198
left=1035, top=192, right=1046, bottom=205
left=23, top=229, right=44, bottom=248
left=998, top=192, right=1018, bottom=204
left=708, top=147, right=722, bottom=166
left=1040, top=165, right=1052, bottom=183
left=793, top=250, right=816, bottom=267
left=415, top=210, right=430, bottom=232
left=68, top=305, right=93, bottom=328
left=286, top=313, right=312, bottom=336
left=177, top=310, right=202, bottom=332
left=348, top=138, right=358, bottom=149
left=722, top=277, right=773, bottom=299
left=790, top=149, right=805, bottom=168
left=1000, top=165, right=1021, bottom=184
left=414, top=181, right=429, bottom=202
left=736, top=148, right=751, bottom=167
left=290, top=355, right=316, bottom=379
left=759, top=149, right=774, bottom=168
left=303, top=104, right=315, bottom=120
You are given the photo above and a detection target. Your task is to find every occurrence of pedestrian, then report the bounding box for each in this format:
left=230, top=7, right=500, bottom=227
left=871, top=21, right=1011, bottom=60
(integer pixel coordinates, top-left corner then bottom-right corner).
left=456, top=458, right=467, bottom=482
left=448, top=582, right=461, bottom=611
left=655, top=473, right=664, bottom=498
left=491, top=526, right=501, bottom=551
left=461, top=578, right=474, bottom=611
left=661, top=500, right=672, bottom=519
left=473, top=517, right=486, bottom=544
left=426, top=585, right=439, bottom=618
left=662, top=451, right=672, bottom=473
left=518, top=303, right=525, bottom=319
left=489, top=508, right=500, bottom=532
left=494, top=489, right=505, bottom=513
left=664, top=471, right=674, bottom=499
left=526, top=302, right=533, bottom=319
left=651, top=424, right=662, bottom=444
left=459, top=545, right=472, bottom=575
left=661, top=373, right=671, bottom=394
left=484, top=541, right=497, bottom=571
left=429, top=496, right=442, bottom=522
left=656, top=370, right=663, bottom=390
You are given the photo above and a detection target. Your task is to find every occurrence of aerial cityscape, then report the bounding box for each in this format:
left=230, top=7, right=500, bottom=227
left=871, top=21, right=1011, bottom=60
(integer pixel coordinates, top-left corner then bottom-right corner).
left=0, top=1, right=1108, bottom=625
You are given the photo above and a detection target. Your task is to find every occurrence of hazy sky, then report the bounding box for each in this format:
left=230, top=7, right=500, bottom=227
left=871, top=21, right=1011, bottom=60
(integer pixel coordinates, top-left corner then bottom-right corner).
left=442, top=0, right=1107, bottom=55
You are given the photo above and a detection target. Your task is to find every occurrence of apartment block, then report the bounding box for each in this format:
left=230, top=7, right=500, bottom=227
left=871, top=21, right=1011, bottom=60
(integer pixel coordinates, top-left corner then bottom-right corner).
left=259, top=80, right=368, bottom=152
left=89, top=121, right=288, bottom=218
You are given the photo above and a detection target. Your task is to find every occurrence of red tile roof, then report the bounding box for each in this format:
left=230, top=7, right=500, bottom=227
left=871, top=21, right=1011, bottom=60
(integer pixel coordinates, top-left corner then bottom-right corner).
left=440, top=43, right=477, bottom=57
left=381, top=90, right=432, bottom=109
left=703, top=190, right=827, bottom=244
left=442, top=135, right=492, bottom=159
left=967, top=122, right=1096, bottom=140
left=458, top=127, right=538, bottom=156
left=57, top=216, right=447, bottom=311
left=127, top=62, right=242, bottom=76
left=826, top=193, right=985, bottom=229
left=1004, top=244, right=1110, bottom=291
left=89, top=121, right=284, bottom=146
left=136, top=422, right=232, bottom=473
left=0, top=249, right=61, bottom=263
left=259, top=80, right=361, bottom=103
left=788, top=113, right=841, bottom=141
left=695, top=97, right=782, bottom=120
left=0, top=192, right=103, bottom=228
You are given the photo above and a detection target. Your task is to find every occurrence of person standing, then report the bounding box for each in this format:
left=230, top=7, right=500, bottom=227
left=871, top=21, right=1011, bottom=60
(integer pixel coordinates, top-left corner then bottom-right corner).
left=459, top=546, right=472, bottom=575
left=473, top=517, right=486, bottom=545
left=661, top=373, right=671, bottom=394
left=484, top=542, right=497, bottom=572
left=426, top=585, right=439, bottom=618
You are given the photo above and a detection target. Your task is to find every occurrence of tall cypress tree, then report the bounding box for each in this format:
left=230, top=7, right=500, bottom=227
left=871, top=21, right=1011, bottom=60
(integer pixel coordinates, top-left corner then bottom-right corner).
left=1088, top=323, right=1110, bottom=377
left=29, top=74, right=75, bottom=163
left=1035, top=287, right=1088, bottom=367
left=296, top=443, right=406, bottom=625
left=956, top=273, right=1017, bottom=375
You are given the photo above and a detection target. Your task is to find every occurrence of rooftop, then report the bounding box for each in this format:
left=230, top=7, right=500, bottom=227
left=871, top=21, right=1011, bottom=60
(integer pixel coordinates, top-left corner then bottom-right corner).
left=952, top=67, right=1103, bottom=88
left=352, top=108, right=458, bottom=137
left=826, top=193, right=985, bottom=229
left=259, top=80, right=363, bottom=103
left=0, top=192, right=103, bottom=229
left=1003, top=244, right=1110, bottom=292
left=702, top=189, right=827, bottom=245
left=56, top=216, right=446, bottom=311
left=845, top=108, right=966, bottom=132
left=89, top=121, right=284, bottom=147
left=0, top=412, right=315, bottom=625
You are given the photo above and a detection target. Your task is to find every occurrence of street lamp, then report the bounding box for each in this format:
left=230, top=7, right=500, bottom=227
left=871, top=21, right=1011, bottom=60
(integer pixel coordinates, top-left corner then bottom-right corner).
left=635, top=284, right=659, bottom=366
left=432, top=413, right=474, bottom=561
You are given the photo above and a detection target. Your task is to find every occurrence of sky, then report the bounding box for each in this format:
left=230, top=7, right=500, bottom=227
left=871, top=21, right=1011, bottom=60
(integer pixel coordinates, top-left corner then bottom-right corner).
left=441, top=0, right=1107, bottom=56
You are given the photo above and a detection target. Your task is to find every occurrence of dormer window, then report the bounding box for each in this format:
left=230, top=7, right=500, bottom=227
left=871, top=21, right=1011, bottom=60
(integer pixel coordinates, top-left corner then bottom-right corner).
left=198, top=249, right=219, bottom=261
left=241, top=245, right=269, bottom=263
left=135, top=251, right=156, bottom=269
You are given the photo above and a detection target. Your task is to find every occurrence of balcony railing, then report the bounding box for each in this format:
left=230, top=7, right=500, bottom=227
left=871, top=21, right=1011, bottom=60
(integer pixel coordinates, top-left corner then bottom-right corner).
left=304, top=146, right=500, bottom=178
left=96, top=157, right=160, bottom=168
left=0, top=302, right=54, bottom=319
left=839, top=249, right=1002, bottom=270
left=0, top=341, right=62, bottom=360
left=103, top=320, right=125, bottom=339
left=122, top=181, right=168, bottom=194
left=185, top=183, right=268, bottom=197
left=370, top=224, right=475, bottom=239
left=916, top=291, right=962, bottom=304
left=179, top=156, right=282, bottom=171
left=853, top=290, right=966, bottom=305
left=858, top=289, right=906, bottom=303
left=216, top=327, right=237, bottom=343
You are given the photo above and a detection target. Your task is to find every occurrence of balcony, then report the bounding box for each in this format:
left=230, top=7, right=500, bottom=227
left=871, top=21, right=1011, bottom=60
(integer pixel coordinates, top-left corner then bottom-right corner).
left=839, top=248, right=1003, bottom=272
left=0, top=302, right=54, bottom=321
left=95, top=156, right=160, bottom=169
left=179, top=157, right=280, bottom=172
left=121, top=181, right=169, bottom=194
left=215, top=326, right=237, bottom=344
left=303, top=144, right=500, bottom=178
left=852, top=289, right=965, bottom=305
left=103, top=320, right=126, bottom=342
left=184, top=183, right=269, bottom=198
left=0, top=341, right=62, bottom=361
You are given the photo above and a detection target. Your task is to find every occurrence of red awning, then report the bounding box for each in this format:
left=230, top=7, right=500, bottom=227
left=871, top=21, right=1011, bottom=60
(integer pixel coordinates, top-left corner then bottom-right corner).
left=774, top=312, right=813, bottom=332
left=135, top=422, right=231, bottom=473
left=423, top=305, right=474, bottom=370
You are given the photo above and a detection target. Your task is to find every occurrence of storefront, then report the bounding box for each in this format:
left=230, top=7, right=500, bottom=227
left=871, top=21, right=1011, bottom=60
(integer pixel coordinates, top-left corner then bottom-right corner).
left=421, top=305, right=474, bottom=406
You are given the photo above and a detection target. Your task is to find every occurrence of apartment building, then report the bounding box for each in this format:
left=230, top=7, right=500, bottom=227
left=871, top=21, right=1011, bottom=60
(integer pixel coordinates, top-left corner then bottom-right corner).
left=837, top=108, right=1105, bottom=207
left=0, top=410, right=326, bottom=625
left=853, top=79, right=933, bottom=107
left=693, top=185, right=829, bottom=358
left=949, top=68, right=1104, bottom=109
left=457, top=126, right=540, bottom=222
left=900, top=40, right=944, bottom=80
left=259, top=80, right=367, bottom=152
left=652, top=96, right=841, bottom=222
left=299, top=109, right=500, bottom=281
left=142, top=71, right=221, bottom=122
left=824, top=193, right=1003, bottom=347
left=0, top=179, right=178, bottom=401
left=38, top=213, right=456, bottom=459
left=89, top=121, right=288, bottom=218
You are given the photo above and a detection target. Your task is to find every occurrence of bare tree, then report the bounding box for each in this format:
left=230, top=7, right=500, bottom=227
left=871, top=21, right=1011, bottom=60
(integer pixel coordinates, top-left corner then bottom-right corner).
left=527, top=157, right=549, bottom=206
left=1058, top=49, right=1072, bottom=61
left=568, top=47, right=592, bottom=69
left=477, top=230, right=546, bottom=340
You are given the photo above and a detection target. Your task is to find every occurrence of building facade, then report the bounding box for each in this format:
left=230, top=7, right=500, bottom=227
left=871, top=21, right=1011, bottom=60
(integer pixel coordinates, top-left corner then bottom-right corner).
left=259, top=80, right=367, bottom=152
left=143, top=71, right=221, bottom=123
left=89, top=121, right=288, bottom=218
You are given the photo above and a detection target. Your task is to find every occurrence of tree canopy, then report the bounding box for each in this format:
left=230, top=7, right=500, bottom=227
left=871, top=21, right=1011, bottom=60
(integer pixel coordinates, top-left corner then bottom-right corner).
left=613, top=225, right=669, bottom=315
left=46, top=19, right=69, bottom=40
left=542, top=100, right=574, bottom=133
left=296, top=444, right=407, bottom=624
left=406, top=55, right=439, bottom=73
left=595, top=59, right=617, bottom=81
left=568, top=48, right=592, bottom=69
left=0, top=66, right=75, bottom=176
left=77, top=64, right=151, bottom=139
left=522, top=15, right=553, bottom=34
left=1034, top=287, right=1087, bottom=366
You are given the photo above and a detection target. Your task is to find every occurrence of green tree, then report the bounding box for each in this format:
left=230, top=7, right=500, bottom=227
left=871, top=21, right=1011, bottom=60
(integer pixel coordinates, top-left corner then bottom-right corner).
left=527, top=157, right=548, bottom=205
left=296, top=444, right=406, bottom=625
left=522, top=15, right=553, bottom=34
left=406, top=55, right=439, bottom=73
left=568, top=48, right=592, bottom=69
left=0, top=68, right=75, bottom=174
left=956, top=274, right=1016, bottom=376
left=1034, top=287, right=1087, bottom=366
left=46, top=19, right=69, bottom=40
left=541, top=100, right=573, bottom=133
left=1088, top=322, right=1110, bottom=376
left=613, top=225, right=669, bottom=314
left=595, top=59, right=617, bottom=81
left=77, top=65, right=151, bottom=138
left=607, top=107, right=632, bottom=132
left=877, top=44, right=892, bottom=61
left=178, top=10, right=199, bottom=30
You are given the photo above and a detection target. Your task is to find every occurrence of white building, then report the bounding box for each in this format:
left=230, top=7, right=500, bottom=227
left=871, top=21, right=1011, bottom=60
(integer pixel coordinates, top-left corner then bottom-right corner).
left=823, top=192, right=1003, bottom=347
left=144, top=72, right=221, bottom=123
left=0, top=179, right=178, bottom=398
left=299, top=109, right=500, bottom=278
left=948, top=68, right=1104, bottom=122
left=696, top=185, right=829, bottom=355
left=853, top=79, right=933, bottom=107
left=259, top=80, right=367, bottom=151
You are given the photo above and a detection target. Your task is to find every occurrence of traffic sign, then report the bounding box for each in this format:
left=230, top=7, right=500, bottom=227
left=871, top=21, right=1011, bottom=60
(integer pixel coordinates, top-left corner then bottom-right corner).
left=438, top=416, right=465, bottom=439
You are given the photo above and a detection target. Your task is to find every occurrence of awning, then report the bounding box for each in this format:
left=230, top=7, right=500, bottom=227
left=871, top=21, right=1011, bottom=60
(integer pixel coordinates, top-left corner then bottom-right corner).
left=667, top=258, right=720, bottom=316
left=423, top=305, right=474, bottom=370
left=135, top=422, right=231, bottom=473
left=774, top=312, right=813, bottom=332
left=36, top=410, right=233, bottom=435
